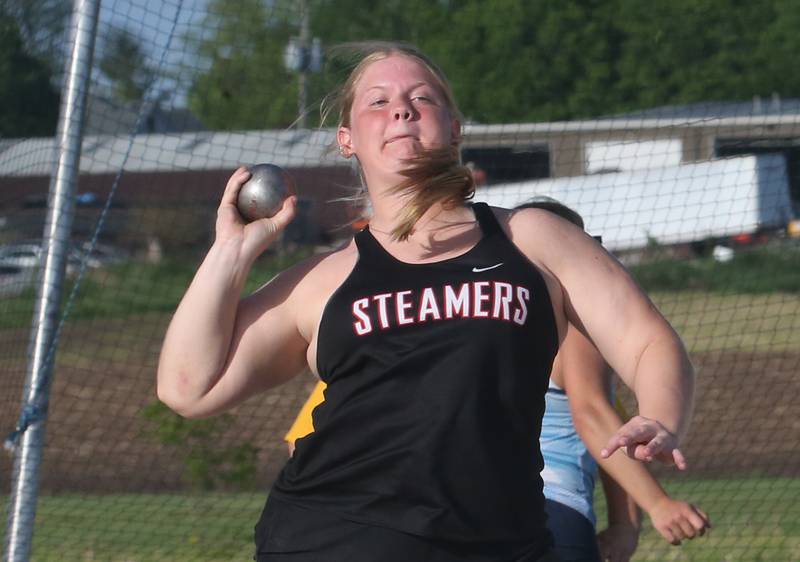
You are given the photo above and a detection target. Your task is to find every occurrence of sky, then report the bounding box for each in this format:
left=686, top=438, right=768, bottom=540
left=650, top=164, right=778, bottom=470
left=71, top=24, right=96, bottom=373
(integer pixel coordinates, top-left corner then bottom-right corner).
left=96, top=0, right=210, bottom=106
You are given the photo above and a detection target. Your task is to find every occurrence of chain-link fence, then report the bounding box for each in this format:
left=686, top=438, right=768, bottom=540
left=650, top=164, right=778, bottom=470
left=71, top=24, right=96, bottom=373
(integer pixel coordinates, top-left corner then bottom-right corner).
left=2, top=1, right=799, bottom=560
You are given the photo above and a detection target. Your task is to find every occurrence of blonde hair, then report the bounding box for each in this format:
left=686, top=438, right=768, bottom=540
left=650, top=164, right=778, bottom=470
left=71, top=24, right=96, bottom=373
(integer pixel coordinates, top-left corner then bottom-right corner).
left=322, top=42, right=475, bottom=241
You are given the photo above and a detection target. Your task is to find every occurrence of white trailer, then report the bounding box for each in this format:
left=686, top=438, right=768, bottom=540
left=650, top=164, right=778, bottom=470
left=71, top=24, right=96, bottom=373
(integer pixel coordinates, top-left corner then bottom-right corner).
left=473, top=154, right=794, bottom=252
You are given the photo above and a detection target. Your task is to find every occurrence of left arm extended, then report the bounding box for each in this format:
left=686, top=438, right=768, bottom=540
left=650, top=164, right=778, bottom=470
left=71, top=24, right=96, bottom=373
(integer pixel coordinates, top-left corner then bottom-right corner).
left=512, top=208, right=695, bottom=466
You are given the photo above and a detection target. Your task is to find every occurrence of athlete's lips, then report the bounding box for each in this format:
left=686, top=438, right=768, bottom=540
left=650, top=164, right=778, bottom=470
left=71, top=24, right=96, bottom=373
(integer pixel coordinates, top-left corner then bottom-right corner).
left=385, top=134, right=418, bottom=144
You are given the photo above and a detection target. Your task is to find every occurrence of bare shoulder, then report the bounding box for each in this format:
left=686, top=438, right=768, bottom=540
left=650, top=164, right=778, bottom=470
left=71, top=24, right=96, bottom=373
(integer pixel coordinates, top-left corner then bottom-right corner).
left=485, top=205, right=575, bottom=270
left=505, top=206, right=577, bottom=247
left=235, top=239, right=358, bottom=350
left=288, top=239, right=359, bottom=341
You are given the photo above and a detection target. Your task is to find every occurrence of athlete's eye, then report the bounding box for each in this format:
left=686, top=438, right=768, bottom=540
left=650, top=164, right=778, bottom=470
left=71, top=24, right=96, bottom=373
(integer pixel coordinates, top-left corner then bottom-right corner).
left=369, top=99, right=388, bottom=107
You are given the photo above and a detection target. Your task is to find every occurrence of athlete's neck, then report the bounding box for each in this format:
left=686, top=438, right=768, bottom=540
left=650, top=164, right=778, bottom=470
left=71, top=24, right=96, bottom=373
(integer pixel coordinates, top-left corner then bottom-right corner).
left=368, top=200, right=475, bottom=237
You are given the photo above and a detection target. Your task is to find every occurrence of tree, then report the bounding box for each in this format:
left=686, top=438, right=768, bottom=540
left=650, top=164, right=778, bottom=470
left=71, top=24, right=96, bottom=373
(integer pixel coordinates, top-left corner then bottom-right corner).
left=0, top=5, right=60, bottom=137
left=3, top=0, right=70, bottom=81
left=186, top=0, right=800, bottom=128
left=612, top=0, right=779, bottom=111
left=186, top=0, right=299, bottom=130
left=751, top=0, right=800, bottom=101
left=99, top=26, right=156, bottom=103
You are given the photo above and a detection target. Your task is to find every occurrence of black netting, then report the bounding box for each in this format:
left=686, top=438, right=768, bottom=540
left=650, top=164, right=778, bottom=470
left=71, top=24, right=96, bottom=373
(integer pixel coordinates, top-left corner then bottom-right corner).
left=2, top=1, right=799, bottom=560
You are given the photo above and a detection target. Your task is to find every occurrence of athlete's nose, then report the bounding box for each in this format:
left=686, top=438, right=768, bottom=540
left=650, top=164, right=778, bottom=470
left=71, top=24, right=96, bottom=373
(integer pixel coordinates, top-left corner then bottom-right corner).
left=393, top=103, right=413, bottom=121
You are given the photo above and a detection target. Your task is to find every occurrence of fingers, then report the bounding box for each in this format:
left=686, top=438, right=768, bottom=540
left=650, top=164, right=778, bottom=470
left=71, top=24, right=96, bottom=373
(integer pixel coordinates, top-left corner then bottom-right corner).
left=671, top=448, right=688, bottom=470
left=603, top=416, right=686, bottom=468
left=687, top=505, right=711, bottom=536
left=602, top=417, right=656, bottom=459
left=221, top=166, right=251, bottom=207
left=694, top=506, right=712, bottom=531
left=266, top=195, right=297, bottom=232
left=601, top=434, right=624, bottom=459
left=238, top=195, right=297, bottom=258
left=655, top=523, right=678, bottom=545
left=653, top=501, right=711, bottom=546
left=675, top=514, right=699, bottom=540
left=248, top=195, right=296, bottom=239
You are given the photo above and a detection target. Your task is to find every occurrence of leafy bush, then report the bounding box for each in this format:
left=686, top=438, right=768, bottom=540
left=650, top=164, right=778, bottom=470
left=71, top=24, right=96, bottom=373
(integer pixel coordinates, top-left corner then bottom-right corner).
left=630, top=242, right=800, bottom=293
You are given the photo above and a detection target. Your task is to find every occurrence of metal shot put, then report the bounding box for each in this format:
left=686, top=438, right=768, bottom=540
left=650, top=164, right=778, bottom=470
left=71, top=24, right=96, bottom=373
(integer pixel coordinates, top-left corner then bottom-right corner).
left=236, top=163, right=295, bottom=222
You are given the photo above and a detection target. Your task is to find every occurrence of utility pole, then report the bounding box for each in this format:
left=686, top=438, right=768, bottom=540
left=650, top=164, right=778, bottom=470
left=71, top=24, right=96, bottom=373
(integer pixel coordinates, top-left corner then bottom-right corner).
left=297, top=0, right=309, bottom=128
left=283, top=0, right=322, bottom=129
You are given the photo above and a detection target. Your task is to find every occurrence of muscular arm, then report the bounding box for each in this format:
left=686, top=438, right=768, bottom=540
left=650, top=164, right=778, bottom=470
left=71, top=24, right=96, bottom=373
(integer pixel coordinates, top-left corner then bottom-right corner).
left=157, top=168, right=308, bottom=418
left=509, top=207, right=695, bottom=462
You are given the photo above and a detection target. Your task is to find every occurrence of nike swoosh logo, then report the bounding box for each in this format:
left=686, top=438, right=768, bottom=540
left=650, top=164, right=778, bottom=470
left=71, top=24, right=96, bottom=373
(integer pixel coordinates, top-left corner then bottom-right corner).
left=472, top=263, right=504, bottom=273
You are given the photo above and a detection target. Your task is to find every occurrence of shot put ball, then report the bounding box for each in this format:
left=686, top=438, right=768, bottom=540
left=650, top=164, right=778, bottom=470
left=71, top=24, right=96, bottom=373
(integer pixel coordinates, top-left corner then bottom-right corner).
left=236, top=163, right=295, bottom=221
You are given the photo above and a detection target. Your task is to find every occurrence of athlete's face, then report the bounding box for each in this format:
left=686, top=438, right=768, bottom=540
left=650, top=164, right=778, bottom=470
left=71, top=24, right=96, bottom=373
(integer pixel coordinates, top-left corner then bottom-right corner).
left=337, top=55, right=461, bottom=187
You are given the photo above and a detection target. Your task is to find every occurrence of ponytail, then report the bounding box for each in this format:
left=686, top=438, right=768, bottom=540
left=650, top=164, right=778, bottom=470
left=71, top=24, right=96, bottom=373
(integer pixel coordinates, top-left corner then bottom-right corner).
left=389, top=146, right=475, bottom=241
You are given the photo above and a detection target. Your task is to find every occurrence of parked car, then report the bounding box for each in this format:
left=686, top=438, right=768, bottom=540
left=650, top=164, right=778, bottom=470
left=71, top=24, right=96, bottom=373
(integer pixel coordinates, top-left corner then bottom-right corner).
left=0, top=242, right=53, bottom=269
left=0, top=240, right=127, bottom=273
left=70, top=241, right=128, bottom=268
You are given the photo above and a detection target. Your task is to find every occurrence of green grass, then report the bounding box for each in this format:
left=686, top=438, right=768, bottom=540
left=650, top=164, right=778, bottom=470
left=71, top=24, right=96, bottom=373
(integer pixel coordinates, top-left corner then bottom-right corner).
left=2, top=477, right=798, bottom=561
left=0, top=250, right=312, bottom=330
left=2, top=245, right=798, bottom=351
left=595, top=477, right=800, bottom=561
left=629, top=242, right=800, bottom=294
left=650, top=291, right=800, bottom=353
left=3, top=243, right=798, bottom=331
left=18, top=493, right=266, bottom=562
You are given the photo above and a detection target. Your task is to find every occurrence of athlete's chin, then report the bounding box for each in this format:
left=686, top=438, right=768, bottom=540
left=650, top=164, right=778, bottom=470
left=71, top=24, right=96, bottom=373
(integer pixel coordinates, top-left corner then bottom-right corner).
left=385, top=146, right=421, bottom=162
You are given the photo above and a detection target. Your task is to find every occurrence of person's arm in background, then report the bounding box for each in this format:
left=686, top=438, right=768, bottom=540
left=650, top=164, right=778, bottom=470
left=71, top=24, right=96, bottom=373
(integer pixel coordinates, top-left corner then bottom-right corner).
left=597, top=468, right=641, bottom=562
left=559, top=322, right=711, bottom=545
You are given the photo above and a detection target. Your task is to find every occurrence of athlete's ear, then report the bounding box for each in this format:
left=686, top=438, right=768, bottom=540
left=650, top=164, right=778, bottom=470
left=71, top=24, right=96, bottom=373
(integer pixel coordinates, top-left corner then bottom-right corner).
left=337, top=127, right=353, bottom=159
left=450, top=118, right=462, bottom=146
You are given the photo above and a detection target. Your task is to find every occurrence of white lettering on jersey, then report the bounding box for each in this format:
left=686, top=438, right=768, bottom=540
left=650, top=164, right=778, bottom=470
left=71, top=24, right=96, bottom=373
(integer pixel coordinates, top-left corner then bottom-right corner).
left=493, top=282, right=513, bottom=321
left=351, top=282, right=534, bottom=335
left=373, top=293, right=392, bottom=329
left=513, top=286, right=530, bottom=325
left=353, top=298, right=372, bottom=335
left=418, top=287, right=441, bottom=322
left=396, top=290, right=414, bottom=325
left=473, top=281, right=491, bottom=318
left=444, top=283, right=470, bottom=318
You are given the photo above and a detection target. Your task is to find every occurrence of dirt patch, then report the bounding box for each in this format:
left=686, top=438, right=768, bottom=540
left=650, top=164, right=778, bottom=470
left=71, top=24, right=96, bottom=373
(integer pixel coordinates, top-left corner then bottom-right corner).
left=618, top=350, right=800, bottom=478
left=2, top=323, right=799, bottom=492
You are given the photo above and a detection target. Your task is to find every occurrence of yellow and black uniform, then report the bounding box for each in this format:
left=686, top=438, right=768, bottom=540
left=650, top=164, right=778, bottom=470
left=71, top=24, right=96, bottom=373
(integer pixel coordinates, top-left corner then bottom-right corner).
left=257, top=203, right=560, bottom=561
left=284, top=381, right=326, bottom=447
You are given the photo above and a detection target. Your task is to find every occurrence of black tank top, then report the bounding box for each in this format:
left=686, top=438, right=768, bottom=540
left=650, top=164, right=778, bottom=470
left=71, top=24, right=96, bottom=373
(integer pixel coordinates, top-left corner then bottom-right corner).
left=272, top=202, right=559, bottom=544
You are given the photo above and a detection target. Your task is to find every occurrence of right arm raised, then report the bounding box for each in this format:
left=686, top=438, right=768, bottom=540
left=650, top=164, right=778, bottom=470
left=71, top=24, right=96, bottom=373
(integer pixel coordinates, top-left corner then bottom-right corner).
left=156, top=167, right=307, bottom=418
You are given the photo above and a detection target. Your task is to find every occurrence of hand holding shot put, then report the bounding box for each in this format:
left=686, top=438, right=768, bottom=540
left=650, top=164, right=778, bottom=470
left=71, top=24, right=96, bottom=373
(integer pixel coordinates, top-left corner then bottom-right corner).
left=217, top=165, right=296, bottom=260
left=156, top=163, right=299, bottom=419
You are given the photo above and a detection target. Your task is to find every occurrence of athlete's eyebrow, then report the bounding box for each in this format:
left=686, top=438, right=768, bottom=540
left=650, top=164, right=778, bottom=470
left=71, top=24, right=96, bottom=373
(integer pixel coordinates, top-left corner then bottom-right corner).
left=362, top=82, right=431, bottom=94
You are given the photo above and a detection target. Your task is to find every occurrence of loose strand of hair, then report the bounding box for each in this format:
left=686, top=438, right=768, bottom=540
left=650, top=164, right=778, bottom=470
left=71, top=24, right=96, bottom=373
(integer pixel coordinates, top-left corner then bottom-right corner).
left=389, top=146, right=475, bottom=241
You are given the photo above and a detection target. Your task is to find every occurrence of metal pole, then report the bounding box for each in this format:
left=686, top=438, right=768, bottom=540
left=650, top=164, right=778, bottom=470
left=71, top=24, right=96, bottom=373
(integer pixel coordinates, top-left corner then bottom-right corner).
left=4, top=0, right=100, bottom=560
left=297, top=0, right=309, bottom=129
